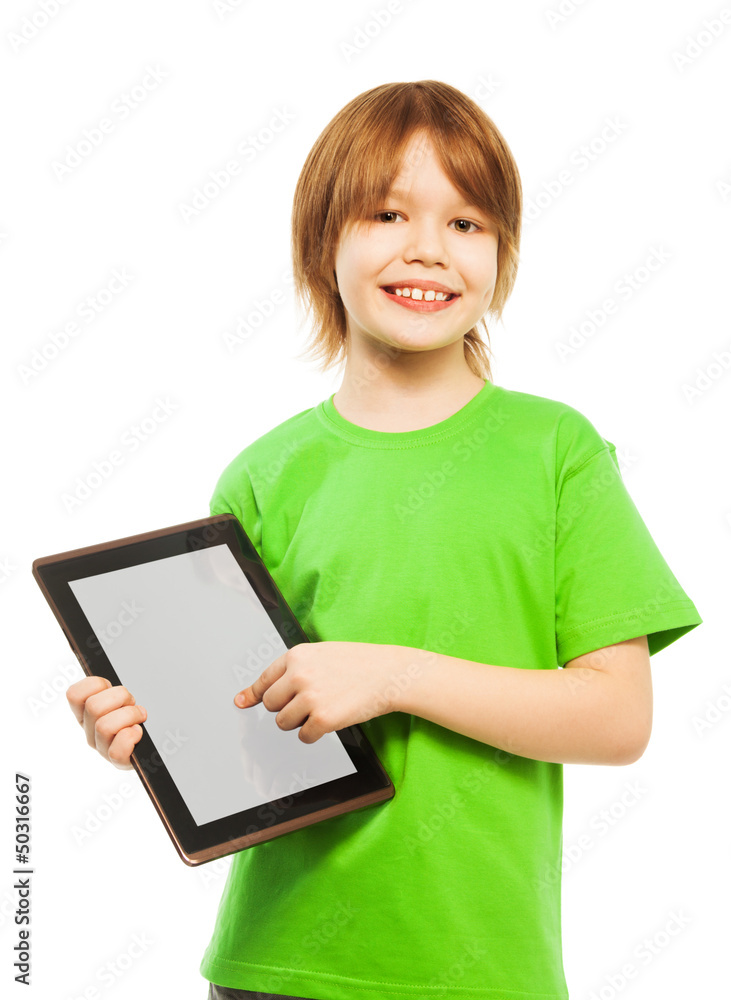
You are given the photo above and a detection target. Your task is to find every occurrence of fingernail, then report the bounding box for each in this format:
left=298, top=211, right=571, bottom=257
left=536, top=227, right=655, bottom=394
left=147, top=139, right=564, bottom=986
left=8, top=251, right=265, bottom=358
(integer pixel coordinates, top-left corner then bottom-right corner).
left=234, top=693, right=246, bottom=707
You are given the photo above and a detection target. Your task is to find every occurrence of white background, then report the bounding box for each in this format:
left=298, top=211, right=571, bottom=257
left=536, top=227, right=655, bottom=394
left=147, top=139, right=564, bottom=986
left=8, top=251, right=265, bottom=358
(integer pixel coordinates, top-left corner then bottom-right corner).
left=1, top=1, right=729, bottom=998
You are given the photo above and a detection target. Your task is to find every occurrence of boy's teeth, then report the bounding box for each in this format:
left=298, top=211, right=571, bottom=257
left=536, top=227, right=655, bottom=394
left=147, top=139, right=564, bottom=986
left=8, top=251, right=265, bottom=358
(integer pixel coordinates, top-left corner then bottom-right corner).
left=392, top=287, right=450, bottom=301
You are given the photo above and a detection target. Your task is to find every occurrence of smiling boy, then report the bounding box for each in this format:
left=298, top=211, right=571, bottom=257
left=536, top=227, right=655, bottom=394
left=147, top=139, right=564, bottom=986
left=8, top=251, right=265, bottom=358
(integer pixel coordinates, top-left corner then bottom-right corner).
left=67, top=80, right=702, bottom=1000
left=197, top=83, right=702, bottom=1000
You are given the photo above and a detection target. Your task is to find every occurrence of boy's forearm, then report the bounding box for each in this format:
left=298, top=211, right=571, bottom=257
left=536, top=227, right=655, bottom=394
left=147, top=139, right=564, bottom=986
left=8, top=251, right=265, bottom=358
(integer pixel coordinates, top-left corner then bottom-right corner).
left=387, top=645, right=642, bottom=766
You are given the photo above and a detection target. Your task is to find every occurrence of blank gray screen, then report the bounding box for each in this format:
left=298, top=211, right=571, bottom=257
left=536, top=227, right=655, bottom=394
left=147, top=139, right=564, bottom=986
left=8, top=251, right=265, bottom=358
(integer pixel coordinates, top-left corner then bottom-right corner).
left=68, top=545, right=356, bottom=826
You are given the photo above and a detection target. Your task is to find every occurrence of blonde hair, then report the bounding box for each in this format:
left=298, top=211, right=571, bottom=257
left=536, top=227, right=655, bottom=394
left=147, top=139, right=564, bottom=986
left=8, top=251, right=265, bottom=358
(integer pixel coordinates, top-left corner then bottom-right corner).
left=290, top=80, right=523, bottom=381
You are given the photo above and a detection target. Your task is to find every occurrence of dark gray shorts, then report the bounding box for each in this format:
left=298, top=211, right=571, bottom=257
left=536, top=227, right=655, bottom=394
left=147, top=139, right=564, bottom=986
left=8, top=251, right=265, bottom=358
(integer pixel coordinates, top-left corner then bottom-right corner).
left=207, top=985, right=315, bottom=1000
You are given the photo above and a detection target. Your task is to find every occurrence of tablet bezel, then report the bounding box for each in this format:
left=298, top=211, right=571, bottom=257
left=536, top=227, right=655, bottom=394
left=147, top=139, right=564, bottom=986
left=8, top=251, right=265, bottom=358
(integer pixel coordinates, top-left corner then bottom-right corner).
left=32, top=514, right=394, bottom=866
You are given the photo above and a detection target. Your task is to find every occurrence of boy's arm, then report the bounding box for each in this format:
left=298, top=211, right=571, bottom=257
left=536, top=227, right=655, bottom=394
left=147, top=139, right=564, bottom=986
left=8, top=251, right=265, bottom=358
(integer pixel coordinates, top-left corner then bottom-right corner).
left=390, top=634, right=652, bottom=766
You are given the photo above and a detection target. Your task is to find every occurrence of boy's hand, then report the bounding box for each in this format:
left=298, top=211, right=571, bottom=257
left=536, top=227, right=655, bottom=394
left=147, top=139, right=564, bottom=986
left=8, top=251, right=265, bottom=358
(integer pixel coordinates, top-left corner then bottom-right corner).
left=233, top=641, right=420, bottom=744
left=67, top=675, right=147, bottom=770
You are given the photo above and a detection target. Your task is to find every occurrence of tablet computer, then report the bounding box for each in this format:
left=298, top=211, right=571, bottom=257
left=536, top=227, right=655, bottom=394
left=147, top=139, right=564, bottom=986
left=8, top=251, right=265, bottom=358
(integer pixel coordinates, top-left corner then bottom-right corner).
left=32, top=514, right=394, bottom=866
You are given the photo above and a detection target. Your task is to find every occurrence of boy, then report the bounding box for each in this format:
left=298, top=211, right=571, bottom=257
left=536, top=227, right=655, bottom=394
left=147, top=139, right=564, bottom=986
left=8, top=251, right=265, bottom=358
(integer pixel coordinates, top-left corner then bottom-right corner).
left=68, top=81, right=702, bottom=1000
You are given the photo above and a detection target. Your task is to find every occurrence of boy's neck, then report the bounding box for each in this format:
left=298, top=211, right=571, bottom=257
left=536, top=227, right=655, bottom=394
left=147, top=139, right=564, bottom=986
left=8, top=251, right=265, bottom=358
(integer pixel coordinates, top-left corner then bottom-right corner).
left=332, top=369, right=487, bottom=434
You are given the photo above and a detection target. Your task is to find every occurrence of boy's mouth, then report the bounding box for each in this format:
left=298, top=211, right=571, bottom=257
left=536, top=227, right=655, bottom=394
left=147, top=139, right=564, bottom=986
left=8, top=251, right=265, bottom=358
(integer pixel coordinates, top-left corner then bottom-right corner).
left=381, top=285, right=458, bottom=302
left=380, top=286, right=460, bottom=312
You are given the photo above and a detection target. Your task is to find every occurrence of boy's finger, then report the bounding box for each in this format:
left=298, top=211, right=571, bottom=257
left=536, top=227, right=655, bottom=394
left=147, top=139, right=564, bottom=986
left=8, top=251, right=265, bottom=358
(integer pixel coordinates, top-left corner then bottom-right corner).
left=81, top=685, right=136, bottom=747
left=107, top=725, right=144, bottom=770
left=66, top=675, right=113, bottom=725
left=236, top=655, right=288, bottom=709
left=94, top=705, right=146, bottom=760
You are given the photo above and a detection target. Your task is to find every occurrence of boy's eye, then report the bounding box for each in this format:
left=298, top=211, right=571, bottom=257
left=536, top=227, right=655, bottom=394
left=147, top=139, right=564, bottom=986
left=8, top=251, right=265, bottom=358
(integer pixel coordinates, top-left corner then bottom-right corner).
left=452, top=218, right=480, bottom=234
left=373, top=211, right=481, bottom=233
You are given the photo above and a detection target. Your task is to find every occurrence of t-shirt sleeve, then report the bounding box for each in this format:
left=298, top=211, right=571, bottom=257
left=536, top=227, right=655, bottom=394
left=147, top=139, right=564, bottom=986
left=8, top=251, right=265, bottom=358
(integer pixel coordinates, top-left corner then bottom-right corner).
left=208, top=451, right=263, bottom=556
left=554, top=410, right=702, bottom=667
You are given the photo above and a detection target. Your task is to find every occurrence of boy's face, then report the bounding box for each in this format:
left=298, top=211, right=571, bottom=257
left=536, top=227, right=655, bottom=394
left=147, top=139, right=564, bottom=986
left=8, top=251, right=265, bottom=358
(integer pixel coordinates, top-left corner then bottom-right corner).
left=333, top=131, right=499, bottom=360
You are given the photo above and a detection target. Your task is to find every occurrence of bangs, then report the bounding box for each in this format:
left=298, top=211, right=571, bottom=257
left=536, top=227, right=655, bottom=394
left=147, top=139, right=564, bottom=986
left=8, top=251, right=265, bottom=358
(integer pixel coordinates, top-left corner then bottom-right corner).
left=330, top=96, right=516, bottom=239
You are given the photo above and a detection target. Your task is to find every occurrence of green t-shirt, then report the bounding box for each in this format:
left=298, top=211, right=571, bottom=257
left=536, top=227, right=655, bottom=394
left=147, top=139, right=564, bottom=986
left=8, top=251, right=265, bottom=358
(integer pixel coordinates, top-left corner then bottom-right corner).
left=199, top=378, right=702, bottom=1000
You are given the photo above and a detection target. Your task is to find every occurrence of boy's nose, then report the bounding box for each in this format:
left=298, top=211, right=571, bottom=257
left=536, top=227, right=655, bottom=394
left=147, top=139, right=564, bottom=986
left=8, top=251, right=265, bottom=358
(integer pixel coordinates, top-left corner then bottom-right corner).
left=400, top=226, right=449, bottom=267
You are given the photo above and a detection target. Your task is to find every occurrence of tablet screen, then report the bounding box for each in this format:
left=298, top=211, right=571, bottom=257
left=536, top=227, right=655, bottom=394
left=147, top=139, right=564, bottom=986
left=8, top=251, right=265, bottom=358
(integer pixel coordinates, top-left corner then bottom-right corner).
left=68, top=544, right=357, bottom=827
